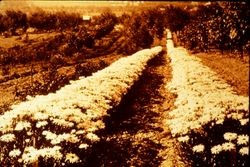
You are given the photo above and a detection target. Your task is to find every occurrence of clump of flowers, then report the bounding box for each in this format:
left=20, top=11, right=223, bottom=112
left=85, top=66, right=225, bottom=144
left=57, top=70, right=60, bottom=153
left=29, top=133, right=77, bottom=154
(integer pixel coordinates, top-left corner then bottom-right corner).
left=0, top=46, right=162, bottom=165
left=192, top=144, right=205, bottom=153
left=0, top=133, right=16, bottom=142
left=165, top=30, right=249, bottom=167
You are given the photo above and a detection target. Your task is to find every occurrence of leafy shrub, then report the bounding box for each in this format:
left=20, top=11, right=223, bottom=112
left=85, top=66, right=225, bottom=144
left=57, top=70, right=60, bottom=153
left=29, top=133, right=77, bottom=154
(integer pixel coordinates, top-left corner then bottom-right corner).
left=91, top=11, right=118, bottom=39
left=178, top=2, right=249, bottom=58
left=0, top=10, right=27, bottom=34
left=28, top=9, right=82, bottom=31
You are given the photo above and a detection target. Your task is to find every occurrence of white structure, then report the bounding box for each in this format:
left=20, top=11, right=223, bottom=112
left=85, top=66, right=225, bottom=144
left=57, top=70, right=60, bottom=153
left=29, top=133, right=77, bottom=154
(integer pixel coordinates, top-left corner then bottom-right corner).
left=82, top=15, right=91, bottom=21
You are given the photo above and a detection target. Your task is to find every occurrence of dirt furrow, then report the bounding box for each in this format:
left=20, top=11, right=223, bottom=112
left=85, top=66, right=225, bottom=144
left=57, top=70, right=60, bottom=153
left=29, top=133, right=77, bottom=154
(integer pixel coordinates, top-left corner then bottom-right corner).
left=82, top=45, right=187, bottom=166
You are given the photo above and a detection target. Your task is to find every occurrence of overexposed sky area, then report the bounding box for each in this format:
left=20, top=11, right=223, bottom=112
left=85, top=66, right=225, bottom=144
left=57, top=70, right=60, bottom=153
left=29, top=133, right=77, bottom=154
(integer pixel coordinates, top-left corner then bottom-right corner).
left=0, top=0, right=145, bottom=8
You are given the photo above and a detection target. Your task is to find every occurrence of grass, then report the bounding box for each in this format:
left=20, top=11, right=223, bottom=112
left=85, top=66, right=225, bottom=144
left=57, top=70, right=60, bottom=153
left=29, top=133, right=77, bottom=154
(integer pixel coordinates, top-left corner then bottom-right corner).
left=0, top=31, right=59, bottom=49
left=194, top=51, right=249, bottom=96
left=0, top=27, right=125, bottom=113
left=0, top=53, right=123, bottom=113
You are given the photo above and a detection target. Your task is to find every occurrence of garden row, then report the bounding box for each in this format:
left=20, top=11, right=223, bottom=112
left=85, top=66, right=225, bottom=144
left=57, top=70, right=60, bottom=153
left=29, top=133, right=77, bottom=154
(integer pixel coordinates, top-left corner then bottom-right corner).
left=0, top=46, right=162, bottom=166
left=166, top=30, right=249, bottom=166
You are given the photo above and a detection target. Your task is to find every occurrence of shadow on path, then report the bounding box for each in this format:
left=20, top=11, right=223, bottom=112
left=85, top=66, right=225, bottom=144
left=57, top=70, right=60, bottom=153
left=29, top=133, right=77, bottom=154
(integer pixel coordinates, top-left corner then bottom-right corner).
left=84, top=51, right=167, bottom=167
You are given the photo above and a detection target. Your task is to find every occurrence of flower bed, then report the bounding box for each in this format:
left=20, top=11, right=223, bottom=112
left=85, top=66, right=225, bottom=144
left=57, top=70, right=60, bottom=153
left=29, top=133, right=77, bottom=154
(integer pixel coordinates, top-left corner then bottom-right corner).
left=165, top=30, right=249, bottom=166
left=0, top=46, right=162, bottom=166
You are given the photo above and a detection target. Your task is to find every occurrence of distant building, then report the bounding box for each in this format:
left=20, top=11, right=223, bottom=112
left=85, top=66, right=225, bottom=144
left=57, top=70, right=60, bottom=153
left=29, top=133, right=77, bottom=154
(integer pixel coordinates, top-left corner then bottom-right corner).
left=82, top=15, right=91, bottom=21
left=159, top=7, right=165, bottom=11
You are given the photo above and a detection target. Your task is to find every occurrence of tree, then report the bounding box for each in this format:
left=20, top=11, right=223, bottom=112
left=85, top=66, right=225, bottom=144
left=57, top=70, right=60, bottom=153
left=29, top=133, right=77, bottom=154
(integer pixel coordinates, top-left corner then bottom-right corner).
left=3, top=10, right=27, bottom=35
left=91, top=11, right=118, bottom=39
left=178, top=2, right=250, bottom=58
left=165, top=5, right=190, bottom=33
left=118, top=13, right=154, bottom=54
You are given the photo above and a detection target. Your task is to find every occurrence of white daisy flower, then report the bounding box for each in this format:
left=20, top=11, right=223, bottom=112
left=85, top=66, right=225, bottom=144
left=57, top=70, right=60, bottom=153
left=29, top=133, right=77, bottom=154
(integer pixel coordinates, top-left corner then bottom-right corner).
left=9, top=149, right=21, bottom=157
left=239, top=147, right=249, bottom=156
left=237, top=134, right=249, bottom=145
left=0, top=133, right=16, bottom=142
left=192, top=144, right=205, bottom=153
left=79, top=143, right=89, bottom=149
left=223, top=132, right=237, bottom=141
left=65, top=153, right=79, bottom=163
left=36, top=121, right=48, bottom=128
left=86, top=133, right=100, bottom=142
left=222, top=142, right=235, bottom=151
left=15, top=121, right=31, bottom=131
left=211, top=144, right=223, bottom=154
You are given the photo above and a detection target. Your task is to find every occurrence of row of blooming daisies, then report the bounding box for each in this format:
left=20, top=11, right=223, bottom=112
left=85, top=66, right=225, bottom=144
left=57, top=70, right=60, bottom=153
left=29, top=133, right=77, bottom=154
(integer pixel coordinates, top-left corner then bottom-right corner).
left=165, top=29, right=249, bottom=166
left=0, top=46, right=162, bottom=166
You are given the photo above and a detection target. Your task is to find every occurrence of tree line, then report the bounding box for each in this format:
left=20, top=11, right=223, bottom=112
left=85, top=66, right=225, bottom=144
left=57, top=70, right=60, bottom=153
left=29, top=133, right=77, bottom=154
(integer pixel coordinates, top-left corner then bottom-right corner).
left=0, top=9, right=83, bottom=34
left=173, top=2, right=249, bottom=58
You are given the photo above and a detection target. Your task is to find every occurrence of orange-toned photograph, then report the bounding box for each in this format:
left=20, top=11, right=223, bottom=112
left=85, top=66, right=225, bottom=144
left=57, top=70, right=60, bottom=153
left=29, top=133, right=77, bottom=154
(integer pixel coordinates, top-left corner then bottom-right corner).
left=0, top=1, right=249, bottom=166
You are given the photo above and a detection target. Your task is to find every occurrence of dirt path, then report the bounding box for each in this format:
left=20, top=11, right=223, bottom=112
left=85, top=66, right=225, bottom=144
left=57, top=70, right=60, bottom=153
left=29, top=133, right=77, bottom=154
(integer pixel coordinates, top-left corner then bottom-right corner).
left=82, top=40, right=187, bottom=166
left=195, top=52, right=249, bottom=96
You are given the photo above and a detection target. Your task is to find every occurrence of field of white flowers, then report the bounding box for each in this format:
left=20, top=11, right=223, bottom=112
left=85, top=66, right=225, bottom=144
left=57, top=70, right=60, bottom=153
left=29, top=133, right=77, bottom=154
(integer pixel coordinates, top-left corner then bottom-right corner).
left=0, top=46, right=162, bottom=166
left=0, top=28, right=248, bottom=166
left=165, top=29, right=249, bottom=166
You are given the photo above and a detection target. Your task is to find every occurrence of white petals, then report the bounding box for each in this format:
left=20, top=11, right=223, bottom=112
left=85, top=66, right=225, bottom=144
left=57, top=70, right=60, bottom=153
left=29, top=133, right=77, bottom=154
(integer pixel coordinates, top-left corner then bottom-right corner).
left=9, top=149, right=21, bottom=157
left=86, top=133, right=100, bottom=142
left=177, top=135, right=190, bottom=143
left=79, top=143, right=89, bottom=149
left=0, top=133, right=16, bottom=142
left=165, top=30, right=249, bottom=137
left=211, top=144, right=223, bottom=154
left=65, top=153, right=79, bottom=164
left=223, top=132, right=237, bottom=141
left=237, top=134, right=249, bottom=145
left=0, top=46, right=162, bottom=165
left=192, top=144, right=205, bottom=153
left=239, top=147, right=249, bottom=156
left=222, top=142, right=235, bottom=151
left=15, top=121, right=31, bottom=131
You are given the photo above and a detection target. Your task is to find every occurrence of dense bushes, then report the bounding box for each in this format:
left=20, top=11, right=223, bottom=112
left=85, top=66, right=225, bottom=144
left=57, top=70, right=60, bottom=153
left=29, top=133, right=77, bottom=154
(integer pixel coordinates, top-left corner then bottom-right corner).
left=0, top=10, right=27, bottom=34
left=177, top=2, right=250, bottom=57
left=0, top=9, right=82, bottom=33
left=90, top=11, right=118, bottom=39
left=164, top=5, right=190, bottom=33
left=28, top=10, right=82, bottom=31
left=1, top=7, right=169, bottom=65
left=117, top=8, right=167, bottom=54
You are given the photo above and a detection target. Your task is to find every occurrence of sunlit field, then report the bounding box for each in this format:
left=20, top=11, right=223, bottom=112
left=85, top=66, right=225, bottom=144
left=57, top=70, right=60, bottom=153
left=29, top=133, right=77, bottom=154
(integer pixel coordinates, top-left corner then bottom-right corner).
left=0, top=1, right=249, bottom=166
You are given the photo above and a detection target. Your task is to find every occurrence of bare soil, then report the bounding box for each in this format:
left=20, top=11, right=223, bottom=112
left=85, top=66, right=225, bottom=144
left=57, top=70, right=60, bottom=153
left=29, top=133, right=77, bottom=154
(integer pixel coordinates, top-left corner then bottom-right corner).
left=82, top=42, right=187, bottom=167
left=195, top=52, right=249, bottom=96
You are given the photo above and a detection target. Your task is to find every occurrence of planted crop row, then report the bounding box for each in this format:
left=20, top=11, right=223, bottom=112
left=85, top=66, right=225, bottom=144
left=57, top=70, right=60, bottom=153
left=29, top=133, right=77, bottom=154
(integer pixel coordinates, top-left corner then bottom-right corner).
left=0, top=46, right=162, bottom=166
left=166, top=30, right=249, bottom=166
